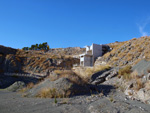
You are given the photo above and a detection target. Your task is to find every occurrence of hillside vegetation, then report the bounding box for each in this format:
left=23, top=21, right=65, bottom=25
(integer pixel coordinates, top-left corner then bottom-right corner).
left=0, top=46, right=85, bottom=74
left=94, top=36, right=150, bottom=104
left=95, top=36, right=150, bottom=67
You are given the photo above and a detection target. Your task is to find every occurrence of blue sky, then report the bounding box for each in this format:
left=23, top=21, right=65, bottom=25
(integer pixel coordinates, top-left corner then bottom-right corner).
left=0, top=0, right=150, bottom=49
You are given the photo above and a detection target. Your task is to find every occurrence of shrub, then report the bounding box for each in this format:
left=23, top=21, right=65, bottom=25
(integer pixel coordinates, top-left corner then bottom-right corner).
left=112, top=57, right=119, bottom=61
left=130, top=71, right=138, bottom=79
left=49, top=70, right=83, bottom=85
left=27, top=82, right=34, bottom=89
left=19, top=82, right=34, bottom=93
left=37, top=88, right=64, bottom=98
left=73, top=65, right=111, bottom=83
left=134, top=78, right=144, bottom=91
left=94, top=65, right=111, bottom=73
left=118, top=65, right=132, bottom=79
left=103, top=52, right=110, bottom=58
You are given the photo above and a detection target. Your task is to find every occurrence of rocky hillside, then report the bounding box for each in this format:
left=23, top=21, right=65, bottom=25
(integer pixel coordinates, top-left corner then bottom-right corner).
left=48, top=47, right=85, bottom=57
left=0, top=46, right=84, bottom=74
left=0, top=45, right=17, bottom=55
left=2, top=37, right=150, bottom=111
left=95, top=36, right=150, bottom=67
left=94, top=36, right=150, bottom=104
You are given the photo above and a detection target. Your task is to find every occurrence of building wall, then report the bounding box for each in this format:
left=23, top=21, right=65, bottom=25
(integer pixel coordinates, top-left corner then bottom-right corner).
left=84, top=56, right=93, bottom=66
left=80, top=56, right=84, bottom=66
left=80, top=43, right=108, bottom=67
left=92, top=44, right=102, bottom=60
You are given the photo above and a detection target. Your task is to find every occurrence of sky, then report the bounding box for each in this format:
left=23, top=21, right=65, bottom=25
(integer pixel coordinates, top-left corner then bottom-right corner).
left=0, top=0, right=150, bottom=49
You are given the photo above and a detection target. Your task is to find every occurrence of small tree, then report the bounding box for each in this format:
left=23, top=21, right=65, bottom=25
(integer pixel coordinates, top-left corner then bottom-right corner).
left=22, top=42, right=50, bottom=50
left=47, top=45, right=50, bottom=50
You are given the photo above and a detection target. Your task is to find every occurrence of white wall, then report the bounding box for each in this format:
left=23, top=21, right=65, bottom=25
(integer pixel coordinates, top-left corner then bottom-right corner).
left=92, top=44, right=102, bottom=60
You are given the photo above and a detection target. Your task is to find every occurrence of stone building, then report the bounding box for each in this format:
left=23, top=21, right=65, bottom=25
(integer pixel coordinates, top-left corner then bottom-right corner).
left=80, top=43, right=110, bottom=67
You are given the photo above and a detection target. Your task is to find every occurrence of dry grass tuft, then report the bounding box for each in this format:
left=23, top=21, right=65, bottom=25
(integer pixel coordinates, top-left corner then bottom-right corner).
left=134, top=59, right=142, bottom=65
left=101, top=36, right=150, bottom=66
left=130, top=71, right=138, bottom=79
left=19, top=82, right=34, bottom=93
left=49, top=70, right=84, bottom=85
left=37, top=88, right=66, bottom=98
left=73, top=65, right=111, bottom=82
left=118, top=65, right=132, bottom=79
left=134, top=78, right=144, bottom=91
left=37, top=88, right=55, bottom=98
left=145, top=80, right=150, bottom=90
left=27, top=82, right=34, bottom=89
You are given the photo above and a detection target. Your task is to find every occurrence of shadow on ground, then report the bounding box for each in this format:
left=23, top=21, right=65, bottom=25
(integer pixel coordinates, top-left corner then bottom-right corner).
left=0, top=74, right=41, bottom=89
left=0, top=73, right=115, bottom=98
left=88, top=84, right=115, bottom=96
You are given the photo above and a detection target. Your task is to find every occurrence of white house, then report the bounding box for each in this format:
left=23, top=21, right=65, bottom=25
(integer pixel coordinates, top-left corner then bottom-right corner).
left=80, top=43, right=110, bottom=67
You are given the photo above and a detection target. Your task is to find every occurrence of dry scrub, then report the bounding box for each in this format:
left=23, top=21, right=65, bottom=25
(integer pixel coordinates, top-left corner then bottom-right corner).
left=73, top=65, right=111, bottom=82
left=118, top=66, right=144, bottom=90
left=118, top=65, right=132, bottom=79
left=19, top=82, right=34, bottom=93
left=49, top=70, right=84, bottom=85
left=145, top=80, right=150, bottom=90
left=37, top=88, right=64, bottom=98
left=100, top=36, right=150, bottom=67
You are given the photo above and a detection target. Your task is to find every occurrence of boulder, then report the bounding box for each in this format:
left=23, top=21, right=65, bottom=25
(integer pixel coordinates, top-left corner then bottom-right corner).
left=136, top=89, right=150, bottom=102
left=6, top=81, right=26, bottom=92
left=132, top=60, right=150, bottom=76
left=90, top=69, right=118, bottom=85
left=26, top=77, right=90, bottom=98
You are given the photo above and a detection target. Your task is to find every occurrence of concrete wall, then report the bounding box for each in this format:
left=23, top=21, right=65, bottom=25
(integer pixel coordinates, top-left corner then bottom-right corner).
left=91, top=44, right=102, bottom=60
left=80, top=43, right=108, bottom=67
left=86, top=46, right=90, bottom=51
left=84, top=55, right=93, bottom=66
left=80, top=56, right=84, bottom=66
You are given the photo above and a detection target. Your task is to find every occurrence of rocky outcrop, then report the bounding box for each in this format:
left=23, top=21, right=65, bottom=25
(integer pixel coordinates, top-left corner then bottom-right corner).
left=6, top=81, right=26, bottom=92
left=90, top=69, right=118, bottom=85
left=115, top=59, right=150, bottom=104
left=132, top=59, right=150, bottom=76
left=0, top=45, right=80, bottom=74
left=22, top=57, right=79, bottom=73
left=0, top=45, right=17, bottom=55
left=47, top=47, right=85, bottom=56
left=3, top=54, right=22, bottom=73
left=95, top=36, right=150, bottom=67
left=26, top=77, right=90, bottom=97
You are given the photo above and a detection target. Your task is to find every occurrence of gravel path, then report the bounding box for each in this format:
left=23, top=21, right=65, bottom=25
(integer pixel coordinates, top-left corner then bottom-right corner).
left=0, top=89, right=150, bottom=113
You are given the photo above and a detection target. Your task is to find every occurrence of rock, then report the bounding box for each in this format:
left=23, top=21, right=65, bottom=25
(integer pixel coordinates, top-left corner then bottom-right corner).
left=0, top=45, right=17, bottom=55
left=6, top=81, right=26, bottom=92
left=132, top=60, right=150, bottom=76
left=106, top=69, right=118, bottom=80
left=124, top=89, right=133, bottom=96
left=123, top=61, right=128, bottom=65
left=145, top=73, right=150, bottom=80
left=136, top=89, right=150, bottom=102
left=3, top=55, right=22, bottom=73
left=27, top=77, right=90, bottom=97
left=90, top=69, right=117, bottom=85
